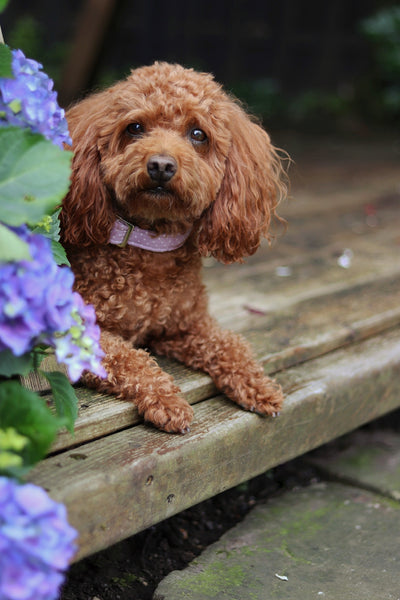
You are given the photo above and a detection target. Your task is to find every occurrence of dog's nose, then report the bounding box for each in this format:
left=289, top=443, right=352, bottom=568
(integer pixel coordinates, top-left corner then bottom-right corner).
left=147, top=154, right=177, bottom=183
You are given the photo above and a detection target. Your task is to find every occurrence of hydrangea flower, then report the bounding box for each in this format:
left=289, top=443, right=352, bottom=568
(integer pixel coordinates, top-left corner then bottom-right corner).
left=0, top=49, right=71, bottom=148
left=0, top=225, right=106, bottom=381
left=0, top=477, right=77, bottom=600
left=53, top=292, right=107, bottom=382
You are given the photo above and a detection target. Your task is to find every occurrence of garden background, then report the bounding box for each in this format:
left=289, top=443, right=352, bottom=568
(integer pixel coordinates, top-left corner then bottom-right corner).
left=2, top=0, right=399, bottom=131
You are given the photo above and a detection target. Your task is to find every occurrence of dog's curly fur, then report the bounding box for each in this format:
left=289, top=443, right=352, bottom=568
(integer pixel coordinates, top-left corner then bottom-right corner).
left=60, top=62, right=287, bottom=433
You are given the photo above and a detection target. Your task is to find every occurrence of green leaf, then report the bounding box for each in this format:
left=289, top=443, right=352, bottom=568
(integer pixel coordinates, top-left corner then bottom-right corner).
left=0, top=127, right=72, bottom=226
left=41, top=370, right=78, bottom=434
left=0, top=427, right=29, bottom=452
left=0, top=380, right=62, bottom=476
left=32, top=210, right=70, bottom=264
left=0, top=427, right=29, bottom=471
left=32, top=208, right=61, bottom=241
left=0, top=450, right=24, bottom=470
left=51, top=239, right=70, bottom=266
left=0, top=0, right=10, bottom=14
left=0, top=349, right=33, bottom=376
left=0, top=222, right=31, bottom=261
left=0, top=43, right=12, bottom=78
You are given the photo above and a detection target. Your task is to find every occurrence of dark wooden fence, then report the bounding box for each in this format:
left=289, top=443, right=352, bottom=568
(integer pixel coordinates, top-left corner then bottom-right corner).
left=2, top=0, right=393, bottom=106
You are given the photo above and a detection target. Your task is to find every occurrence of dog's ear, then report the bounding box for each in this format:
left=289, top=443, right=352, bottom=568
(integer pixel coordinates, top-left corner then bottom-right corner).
left=60, top=97, right=115, bottom=246
left=198, top=102, right=287, bottom=264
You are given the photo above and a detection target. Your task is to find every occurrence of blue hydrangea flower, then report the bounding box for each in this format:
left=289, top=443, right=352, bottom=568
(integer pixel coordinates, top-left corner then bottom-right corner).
left=0, top=49, right=71, bottom=148
left=0, top=225, right=106, bottom=381
left=0, top=477, right=77, bottom=600
left=53, top=292, right=107, bottom=382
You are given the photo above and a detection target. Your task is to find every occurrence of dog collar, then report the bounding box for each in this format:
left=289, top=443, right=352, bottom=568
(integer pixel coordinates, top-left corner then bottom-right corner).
left=109, top=217, right=192, bottom=252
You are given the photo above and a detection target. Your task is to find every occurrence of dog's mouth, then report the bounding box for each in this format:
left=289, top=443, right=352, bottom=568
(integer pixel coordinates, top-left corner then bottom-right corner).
left=145, top=185, right=173, bottom=197
left=123, top=185, right=186, bottom=221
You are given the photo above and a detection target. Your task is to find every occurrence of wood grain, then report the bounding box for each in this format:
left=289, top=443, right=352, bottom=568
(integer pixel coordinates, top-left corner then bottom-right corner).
left=30, top=329, right=400, bottom=561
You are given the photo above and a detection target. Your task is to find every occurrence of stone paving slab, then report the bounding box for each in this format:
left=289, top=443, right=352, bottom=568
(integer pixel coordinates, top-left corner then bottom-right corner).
left=307, top=429, right=400, bottom=501
left=154, top=481, right=400, bottom=600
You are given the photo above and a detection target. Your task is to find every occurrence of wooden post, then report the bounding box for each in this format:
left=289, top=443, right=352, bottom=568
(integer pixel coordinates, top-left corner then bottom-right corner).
left=58, top=0, right=117, bottom=107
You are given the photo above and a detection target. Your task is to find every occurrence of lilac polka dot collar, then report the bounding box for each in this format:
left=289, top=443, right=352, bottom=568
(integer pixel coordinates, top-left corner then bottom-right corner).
left=109, top=217, right=192, bottom=252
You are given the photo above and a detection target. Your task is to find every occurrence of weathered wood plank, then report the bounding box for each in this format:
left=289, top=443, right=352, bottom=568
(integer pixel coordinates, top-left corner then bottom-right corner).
left=30, top=327, right=400, bottom=561
left=206, top=202, right=400, bottom=326
left=48, top=366, right=215, bottom=452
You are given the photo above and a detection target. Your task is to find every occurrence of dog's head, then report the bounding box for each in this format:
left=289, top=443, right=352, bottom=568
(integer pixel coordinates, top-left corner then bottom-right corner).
left=61, top=62, right=287, bottom=263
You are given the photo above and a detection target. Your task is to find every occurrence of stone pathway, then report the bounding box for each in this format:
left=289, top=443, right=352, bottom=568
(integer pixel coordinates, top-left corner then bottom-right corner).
left=154, top=428, right=400, bottom=600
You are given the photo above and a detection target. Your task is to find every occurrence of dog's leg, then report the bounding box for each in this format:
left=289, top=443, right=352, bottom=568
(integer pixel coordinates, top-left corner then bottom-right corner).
left=151, top=318, right=283, bottom=416
left=83, top=331, right=193, bottom=433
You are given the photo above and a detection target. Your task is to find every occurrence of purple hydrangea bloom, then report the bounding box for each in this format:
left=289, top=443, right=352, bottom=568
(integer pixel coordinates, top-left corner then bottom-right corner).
left=0, top=477, right=77, bottom=600
left=53, top=292, right=107, bottom=382
left=0, top=226, right=73, bottom=356
left=0, top=225, right=106, bottom=381
left=0, top=49, right=71, bottom=148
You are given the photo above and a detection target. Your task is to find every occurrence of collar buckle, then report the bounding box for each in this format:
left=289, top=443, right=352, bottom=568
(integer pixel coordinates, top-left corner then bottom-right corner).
left=117, top=220, right=134, bottom=248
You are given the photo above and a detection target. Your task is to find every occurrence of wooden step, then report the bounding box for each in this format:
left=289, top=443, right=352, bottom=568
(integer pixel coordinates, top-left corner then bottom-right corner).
left=29, top=327, right=400, bottom=561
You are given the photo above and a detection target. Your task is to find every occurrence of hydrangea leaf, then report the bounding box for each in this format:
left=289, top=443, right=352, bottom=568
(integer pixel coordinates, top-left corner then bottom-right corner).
left=32, top=209, right=62, bottom=241
left=51, top=239, right=70, bottom=266
left=0, top=449, right=23, bottom=469
left=0, top=427, right=28, bottom=452
left=0, top=348, right=33, bottom=376
left=40, top=370, right=78, bottom=434
left=0, top=44, right=13, bottom=78
left=32, top=210, right=71, bottom=264
left=0, top=427, right=28, bottom=470
left=0, top=380, right=63, bottom=476
left=0, top=221, right=31, bottom=261
left=0, top=127, right=72, bottom=226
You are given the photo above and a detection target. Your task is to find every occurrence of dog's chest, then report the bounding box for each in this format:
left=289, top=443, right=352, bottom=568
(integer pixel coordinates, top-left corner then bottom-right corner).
left=71, top=247, right=205, bottom=341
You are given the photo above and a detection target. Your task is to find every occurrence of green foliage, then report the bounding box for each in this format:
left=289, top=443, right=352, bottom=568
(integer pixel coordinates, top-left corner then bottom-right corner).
left=0, top=349, right=33, bottom=377
left=0, top=427, right=29, bottom=470
left=6, top=15, right=68, bottom=85
left=288, top=90, right=351, bottom=125
left=33, top=210, right=70, bottom=266
left=231, top=78, right=283, bottom=121
left=0, top=127, right=72, bottom=228
left=0, top=46, right=90, bottom=484
left=360, top=6, right=400, bottom=120
left=0, top=381, right=63, bottom=477
left=0, top=221, right=31, bottom=261
left=361, top=7, right=400, bottom=78
left=231, top=6, right=400, bottom=129
left=51, top=239, right=70, bottom=266
left=40, top=370, right=78, bottom=435
left=6, top=15, right=43, bottom=63
left=0, top=44, right=13, bottom=78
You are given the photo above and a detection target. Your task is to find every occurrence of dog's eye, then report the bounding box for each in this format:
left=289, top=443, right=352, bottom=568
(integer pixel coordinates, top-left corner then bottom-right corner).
left=190, top=128, right=207, bottom=144
left=126, top=122, right=144, bottom=137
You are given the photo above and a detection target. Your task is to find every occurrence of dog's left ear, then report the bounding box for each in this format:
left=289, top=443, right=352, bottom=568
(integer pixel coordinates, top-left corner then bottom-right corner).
left=198, top=102, right=287, bottom=264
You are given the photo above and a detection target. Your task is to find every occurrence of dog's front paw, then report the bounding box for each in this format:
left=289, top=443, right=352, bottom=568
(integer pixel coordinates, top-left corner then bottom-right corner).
left=143, top=396, right=194, bottom=434
left=234, top=375, right=284, bottom=417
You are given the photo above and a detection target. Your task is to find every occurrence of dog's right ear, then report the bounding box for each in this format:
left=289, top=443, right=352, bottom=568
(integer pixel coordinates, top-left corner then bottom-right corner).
left=60, top=98, right=115, bottom=246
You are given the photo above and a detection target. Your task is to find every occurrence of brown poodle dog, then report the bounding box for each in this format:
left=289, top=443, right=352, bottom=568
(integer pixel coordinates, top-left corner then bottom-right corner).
left=60, top=62, right=287, bottom=433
